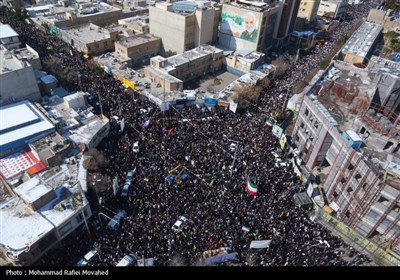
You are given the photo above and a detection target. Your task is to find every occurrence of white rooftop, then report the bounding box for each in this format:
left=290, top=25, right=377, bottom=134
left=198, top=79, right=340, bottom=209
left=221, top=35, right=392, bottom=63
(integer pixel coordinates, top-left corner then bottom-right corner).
left=0, top=100, right=55, bottom=149
left=0, top=164, right=86, bottom=252
left=14, top=177, right=53, bottom=204
left=341, top=22, right=382, bottom=58
left=0, top=24, right=18, bottom=39
left=1, top=104, right=38, bottom=131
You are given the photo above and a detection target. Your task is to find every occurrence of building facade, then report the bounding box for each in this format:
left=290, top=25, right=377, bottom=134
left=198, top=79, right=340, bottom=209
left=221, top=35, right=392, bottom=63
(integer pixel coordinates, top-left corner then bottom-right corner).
left=149, top=1, right=221, bottom=54
left=0, top=24, right=21, bottom=50
left=276, top=0, right=302, bottom=40
left=317, top=0, right=347, bottom=19
left=218, top=0, right=280, bottom=52
left=0, top=167, right=92, bottom=266
left=291, top=61, right=400, bottom=256
left=115, top=34, right=161, bottom=66
left=0, top=45, right=41, bottom=105
left=58, top=23, right=119, bottom=55
left=298, top=0, right=321, bottom=22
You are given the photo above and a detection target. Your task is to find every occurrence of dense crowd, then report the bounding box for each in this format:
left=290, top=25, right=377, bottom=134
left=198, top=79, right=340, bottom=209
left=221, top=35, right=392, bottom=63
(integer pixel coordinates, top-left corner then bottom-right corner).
left=0, top=0, right=379, bottom=266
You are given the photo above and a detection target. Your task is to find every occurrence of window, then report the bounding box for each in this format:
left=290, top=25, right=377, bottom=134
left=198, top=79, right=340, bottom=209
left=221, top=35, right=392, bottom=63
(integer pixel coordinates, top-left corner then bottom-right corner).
left=300, top=122, right=305, bottom=129
left=341, top=177, right=347, bottom=184
left=314, top=122, right=319, bottom=129
left=305, top=109, right=309, bottom=116
left=345, top=210, right=351, bottom=218
left=348, top=163, right=354, bottom=171
left=347, top=187, right=353, bottom=194
left=333, top=191, right=338, bottom=199
left=355, top=173, right=362, bottom=180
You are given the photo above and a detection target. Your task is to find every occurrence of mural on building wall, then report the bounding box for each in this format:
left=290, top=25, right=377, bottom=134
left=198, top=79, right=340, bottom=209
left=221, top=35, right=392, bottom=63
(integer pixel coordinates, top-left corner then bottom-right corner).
left=219, top=6, right=262, bottom=43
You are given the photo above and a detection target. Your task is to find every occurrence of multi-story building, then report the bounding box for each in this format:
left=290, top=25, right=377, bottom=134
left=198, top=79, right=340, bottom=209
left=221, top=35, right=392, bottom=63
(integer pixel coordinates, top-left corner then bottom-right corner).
left=338, top=21, right=382, bottom=65
left=291, top=57, right=400, bottom=256
left=115, top=34, right=161, bottom=66
left=58, top=23, right=119, bottom=55
left=118, top=15, right=150, bottom=34
left=0, top=164, right=92, bottom=266
left=149, top=0, right=221, bottom=54
left=276, top=0, right=302, bottom=40
left=317, top=0, right=347, bottom=19
left=38, top=2, right=144, bottom=32
left=218, top=0, right=280, bottom=52
left=144, top=45, right=224, bottom=91
left=0, top=100, right=55, bottom=158
left=0, top=45, right=41, bottom=105
left=0, top=24, right=21, bottom=50
left=297, top=0, right=321, bottom=23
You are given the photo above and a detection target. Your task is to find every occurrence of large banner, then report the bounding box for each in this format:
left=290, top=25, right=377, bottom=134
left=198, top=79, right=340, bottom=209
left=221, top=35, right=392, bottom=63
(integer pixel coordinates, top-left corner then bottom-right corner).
left=219, top=5, right=263, bottom=50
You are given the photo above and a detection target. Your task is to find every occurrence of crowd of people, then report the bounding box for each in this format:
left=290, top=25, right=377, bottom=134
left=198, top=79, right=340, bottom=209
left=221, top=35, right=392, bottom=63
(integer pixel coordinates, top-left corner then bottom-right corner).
left=0, top=0, right=380, bottom=266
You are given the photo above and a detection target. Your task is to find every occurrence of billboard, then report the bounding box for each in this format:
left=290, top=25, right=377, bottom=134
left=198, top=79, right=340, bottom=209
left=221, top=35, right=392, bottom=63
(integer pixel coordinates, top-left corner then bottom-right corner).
left=219, top=5, right=263, bottom=49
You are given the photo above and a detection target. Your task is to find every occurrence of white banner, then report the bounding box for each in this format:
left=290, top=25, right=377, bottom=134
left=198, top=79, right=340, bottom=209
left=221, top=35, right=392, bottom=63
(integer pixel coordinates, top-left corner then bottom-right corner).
left=229, top=102, right=238, bottom=113
left=250, top=240, right=272, bottom=249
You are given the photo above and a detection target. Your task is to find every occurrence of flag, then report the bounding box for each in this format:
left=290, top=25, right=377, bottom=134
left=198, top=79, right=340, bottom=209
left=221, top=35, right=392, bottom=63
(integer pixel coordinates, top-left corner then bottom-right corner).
left=246, top=179, right=258, bottom=196
left=265, top=119, right=273, bottom=127
left=143, top=120, right=151, bottom=127
left=167, top=127, right=174, bottom=136
left=242, top=225, right=250, bottom=233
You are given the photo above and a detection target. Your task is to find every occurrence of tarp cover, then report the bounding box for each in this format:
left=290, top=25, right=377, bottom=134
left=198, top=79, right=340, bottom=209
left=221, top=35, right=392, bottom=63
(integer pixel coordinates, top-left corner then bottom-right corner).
left=206, top=253, right=237, bottom=265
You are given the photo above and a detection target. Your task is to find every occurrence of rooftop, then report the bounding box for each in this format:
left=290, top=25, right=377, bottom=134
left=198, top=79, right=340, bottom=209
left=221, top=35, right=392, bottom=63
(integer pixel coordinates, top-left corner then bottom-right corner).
left=0, top=163, right=86, bottom=253
left=69, top=117, right=109, bottom=146
left=0, top=100, right=55, bottom=150
left=0, top=24, right=18, bottom=39
left=341, top=22, right=383, bottom=58
left=61, top=23, right=117, bottom=44
left=305, top=61, right=400, bottom=165
left=117, top=34, right=160, bottom=48
left=164, top=45, right=223, bottom=69
left=0, top=46, right=29, bottom=74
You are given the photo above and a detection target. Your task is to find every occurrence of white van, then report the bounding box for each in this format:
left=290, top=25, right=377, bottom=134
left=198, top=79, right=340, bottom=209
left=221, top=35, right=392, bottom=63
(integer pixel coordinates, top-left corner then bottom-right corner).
left=77, top=250, right=98, bottom=266
left=116, top=254, right=136, bottom=266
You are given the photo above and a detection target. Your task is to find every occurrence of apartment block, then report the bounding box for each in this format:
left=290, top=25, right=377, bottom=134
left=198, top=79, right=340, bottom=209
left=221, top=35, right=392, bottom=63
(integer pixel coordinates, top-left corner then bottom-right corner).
left=149, top=0, right=221, bottom=54
left=115, top=34, right=161, bottom=66
left=297, top=0, right=320, bottom=22
left=291, top=60, right=400, bottom=255
left=58, top=23, right=119, bottom=55
left=218, top=0, right=280, bottom=52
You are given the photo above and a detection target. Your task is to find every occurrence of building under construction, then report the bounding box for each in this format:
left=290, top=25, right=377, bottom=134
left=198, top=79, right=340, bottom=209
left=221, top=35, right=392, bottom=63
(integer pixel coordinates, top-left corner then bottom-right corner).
left=291, top=56, right=400, bottom=259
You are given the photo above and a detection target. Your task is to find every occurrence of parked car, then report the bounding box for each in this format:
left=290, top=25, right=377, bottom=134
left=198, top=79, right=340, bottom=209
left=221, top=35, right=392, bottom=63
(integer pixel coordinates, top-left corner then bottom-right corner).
left=172, top=216, right=189, bottom=233
left=116, top=254, right=137, bottom=266
left=132, top=141, right=139, bottom=153
left=77, top=250, right=98, bottom=266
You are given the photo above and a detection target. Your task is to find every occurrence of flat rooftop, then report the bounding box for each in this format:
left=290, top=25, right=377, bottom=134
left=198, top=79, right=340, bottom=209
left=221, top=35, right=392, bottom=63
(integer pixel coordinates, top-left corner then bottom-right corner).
left=12, top=47, right=39, bottom=61
left=0, top=24, right=18, bottom=39
left=341, top=22, right=383, bottom=58
left=14, top=177, right=53, bottom=204
left=62, top=24, right=116, bottom=44
left=117, top=34, right=160, bottom=48
left=0, top=46, right=26, bottom=74
left=0, top=163, right=86, bottom=253
left=0, top=100, right=55, bottom=150
left=165, top=45, right=223, bottom=69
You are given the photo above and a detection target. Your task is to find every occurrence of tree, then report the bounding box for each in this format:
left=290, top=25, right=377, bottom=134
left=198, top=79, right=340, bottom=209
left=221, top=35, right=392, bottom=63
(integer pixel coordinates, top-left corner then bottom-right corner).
left=13, top=4, right=28, bottom=20
left=272, top=56, right=290, bottom=78
left=260, top=77, right=271, bottom=89
left=164, top=50, right=177, bottom=58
